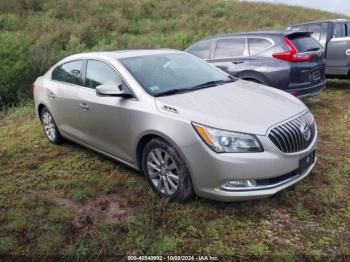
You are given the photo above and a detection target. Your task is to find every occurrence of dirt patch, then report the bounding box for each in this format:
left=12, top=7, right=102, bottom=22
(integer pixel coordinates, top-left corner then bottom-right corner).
left=53, top=193, right=134, bottom=228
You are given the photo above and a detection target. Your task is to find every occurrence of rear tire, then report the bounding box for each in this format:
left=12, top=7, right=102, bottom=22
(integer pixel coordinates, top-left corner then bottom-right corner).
left=142, top=138, right=194, bottom=201
left=40, top=107, right=62, bottom=145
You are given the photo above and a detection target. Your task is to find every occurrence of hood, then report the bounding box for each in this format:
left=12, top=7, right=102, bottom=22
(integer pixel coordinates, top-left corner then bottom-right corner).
left=155, top=80, right=308, bottom=135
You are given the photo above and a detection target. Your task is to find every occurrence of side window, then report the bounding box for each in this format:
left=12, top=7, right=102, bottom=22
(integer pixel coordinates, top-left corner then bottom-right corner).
left=348, top=23, right=350, bottom=36
left=214, top=38, right=246, bottom=58
left=334, top=23, right=346, bottom=38
left=85, top=60, right=123, bottom=89
left=52, top=60, right=83, bottom=85
left=186, top=41, right=213, bottom=59
left=248, top=38, right=273, bottom=56
left=308, top=23, right=328, bottom=46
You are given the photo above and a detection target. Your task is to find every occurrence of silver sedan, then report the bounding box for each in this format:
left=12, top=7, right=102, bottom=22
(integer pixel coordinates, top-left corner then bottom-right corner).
left=33, top=49, right=317, bottom=201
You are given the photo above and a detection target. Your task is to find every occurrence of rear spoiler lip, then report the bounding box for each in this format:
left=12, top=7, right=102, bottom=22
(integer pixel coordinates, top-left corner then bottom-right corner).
left=282, top=30, right=313, bottom=37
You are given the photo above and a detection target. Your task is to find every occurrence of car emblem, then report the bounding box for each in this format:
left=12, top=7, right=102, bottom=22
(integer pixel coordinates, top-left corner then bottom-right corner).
left=300, top=122, right=311, bottom=141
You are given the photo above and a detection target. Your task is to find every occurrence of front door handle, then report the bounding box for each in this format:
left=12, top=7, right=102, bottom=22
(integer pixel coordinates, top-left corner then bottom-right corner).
left=232, top=61, right=244, bottom=64
left=79, top=103, right=89, bottom=110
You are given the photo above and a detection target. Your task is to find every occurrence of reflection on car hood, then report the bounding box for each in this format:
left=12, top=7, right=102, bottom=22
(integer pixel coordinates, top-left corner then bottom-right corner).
left=155, top=80, right=308, bottom=135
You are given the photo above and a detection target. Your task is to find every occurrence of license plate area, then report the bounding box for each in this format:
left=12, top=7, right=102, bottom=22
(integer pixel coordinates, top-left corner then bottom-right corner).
left=299, top=151, right=316, bottom=174
left=312, top=71, right=321, bottom=81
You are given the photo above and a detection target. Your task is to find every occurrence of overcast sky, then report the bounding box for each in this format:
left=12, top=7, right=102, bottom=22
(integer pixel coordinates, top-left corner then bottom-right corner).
left=241, top=0, right=350, bottom=16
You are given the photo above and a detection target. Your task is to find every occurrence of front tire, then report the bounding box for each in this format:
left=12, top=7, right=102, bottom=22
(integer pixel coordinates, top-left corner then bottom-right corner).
left=40, top=108, right=62, bottom=144
left=142, top=138, right=194, bottom=201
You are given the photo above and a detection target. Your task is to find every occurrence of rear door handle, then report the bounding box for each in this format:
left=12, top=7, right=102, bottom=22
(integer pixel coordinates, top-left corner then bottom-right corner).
left=79, top=103, right=89, bottom=110
left=232, top=61, right=244, bottom=64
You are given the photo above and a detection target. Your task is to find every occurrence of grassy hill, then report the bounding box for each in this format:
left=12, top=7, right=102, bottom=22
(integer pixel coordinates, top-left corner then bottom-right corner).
left=0, top=0, right=345, bottom=107
left=0, top=0, right=350, bottom=258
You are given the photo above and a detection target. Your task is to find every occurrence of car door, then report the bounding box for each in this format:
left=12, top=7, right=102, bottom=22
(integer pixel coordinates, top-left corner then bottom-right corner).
left=49, top=60, right=85, bottom=139
left=326, top=22, right=350, bottom=75
left=78, top=59, right=133, bottom=162
left=208, top=37, right=250, bottom=76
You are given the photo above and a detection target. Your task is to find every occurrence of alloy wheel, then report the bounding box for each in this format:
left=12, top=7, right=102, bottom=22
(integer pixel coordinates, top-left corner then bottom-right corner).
left=42, top=111, right=56, bottom=141
left=147, top=148, right=179, bottom=196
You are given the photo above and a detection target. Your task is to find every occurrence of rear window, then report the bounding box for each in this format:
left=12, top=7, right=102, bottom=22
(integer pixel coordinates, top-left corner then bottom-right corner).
left=52, top=60, right=83, bottom=85
left=287, top=34, right=322, bottom=53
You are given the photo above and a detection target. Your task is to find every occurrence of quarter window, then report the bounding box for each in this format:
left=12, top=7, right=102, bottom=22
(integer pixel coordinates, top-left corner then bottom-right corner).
left=214, top=38, right=246, bottom=58
left=85, top=60, right=123, bottom=89
left=186, top=41, right=213, bottom=59
left=52, top=60, right=83, bottom=85
left=248, top=38, right=273, bottom=55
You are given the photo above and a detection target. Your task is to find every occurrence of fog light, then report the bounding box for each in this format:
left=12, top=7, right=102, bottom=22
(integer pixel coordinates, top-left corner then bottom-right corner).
left=223, top=179, right=257, bottom=188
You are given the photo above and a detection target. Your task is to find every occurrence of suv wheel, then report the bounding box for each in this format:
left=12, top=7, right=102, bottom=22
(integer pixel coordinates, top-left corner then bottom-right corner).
left=40, top=108, right=62, bottom=144
left=142, top=138, right=194, bottom=201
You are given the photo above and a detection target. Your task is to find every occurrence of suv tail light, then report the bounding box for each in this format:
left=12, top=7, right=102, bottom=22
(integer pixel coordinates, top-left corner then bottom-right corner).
left=273, top=36, right=313, bottom=62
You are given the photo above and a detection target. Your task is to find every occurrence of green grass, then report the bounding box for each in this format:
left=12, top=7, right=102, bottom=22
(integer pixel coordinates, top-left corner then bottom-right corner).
left=0, top=80, right=349, bottom=258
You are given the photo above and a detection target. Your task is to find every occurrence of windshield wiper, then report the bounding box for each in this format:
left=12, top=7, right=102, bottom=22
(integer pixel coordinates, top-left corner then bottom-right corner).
left=190, top=79, right=234, bottom=91
left=154, top=78, right=235, bottom=97
left=154, top=88, right=191, bottom=97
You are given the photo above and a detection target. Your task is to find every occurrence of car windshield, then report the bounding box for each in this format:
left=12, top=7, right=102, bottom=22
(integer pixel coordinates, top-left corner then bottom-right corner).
left=119, top=53, right=234, bottom=96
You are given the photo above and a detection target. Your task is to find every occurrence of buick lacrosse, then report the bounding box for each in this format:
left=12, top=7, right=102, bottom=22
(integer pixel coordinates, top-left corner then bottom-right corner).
left=33, top=49, right=317, bottom=201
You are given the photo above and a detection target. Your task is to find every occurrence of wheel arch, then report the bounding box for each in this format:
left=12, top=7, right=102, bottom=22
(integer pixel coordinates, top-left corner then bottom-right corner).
left=134, top=131, right=194, bottom=181
left=37, top=103, right=47, bottom=121
left=235, top=70, right=270, bottom=85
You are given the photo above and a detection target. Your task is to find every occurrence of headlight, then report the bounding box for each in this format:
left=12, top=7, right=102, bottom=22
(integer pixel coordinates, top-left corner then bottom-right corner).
left=192, top=123, right=263, bottom=153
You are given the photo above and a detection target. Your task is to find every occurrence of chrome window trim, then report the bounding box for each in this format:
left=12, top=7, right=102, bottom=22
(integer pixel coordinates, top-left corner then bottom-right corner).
left=52, top=57, right=139, bottom=100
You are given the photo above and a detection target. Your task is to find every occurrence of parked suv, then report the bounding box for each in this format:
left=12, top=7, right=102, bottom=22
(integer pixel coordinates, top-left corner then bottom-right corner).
left=34, top=49, right=317, bottom=202
left=185, top=31, right=326, bottom=98
left=286, top=19, right=350, bottom=78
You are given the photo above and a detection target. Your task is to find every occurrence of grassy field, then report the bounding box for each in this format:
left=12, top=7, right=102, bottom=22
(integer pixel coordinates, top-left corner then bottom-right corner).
left=0, top=80, right=349, bottom=259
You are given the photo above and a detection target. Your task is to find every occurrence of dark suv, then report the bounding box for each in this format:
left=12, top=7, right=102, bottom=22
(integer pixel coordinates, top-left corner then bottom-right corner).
left=185, top=31, right=326, bottom=98
left=287, top=19, right=350, bottom=78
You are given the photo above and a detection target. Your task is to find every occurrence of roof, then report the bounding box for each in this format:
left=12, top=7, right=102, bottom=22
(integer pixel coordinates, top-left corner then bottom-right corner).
left=63, top=49, right=181, bottom=61
left=289, top=18, right=350, bottom=27
left=203, top=31, right=283, bottom=41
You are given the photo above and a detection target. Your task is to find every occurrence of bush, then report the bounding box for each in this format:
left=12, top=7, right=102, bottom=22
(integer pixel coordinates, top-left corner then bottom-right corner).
left=0, top=32, right=32, bottom=108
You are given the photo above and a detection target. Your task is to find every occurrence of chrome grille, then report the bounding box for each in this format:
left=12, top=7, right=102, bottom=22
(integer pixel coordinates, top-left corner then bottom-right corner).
left=268, top=112, right=316, bottom=153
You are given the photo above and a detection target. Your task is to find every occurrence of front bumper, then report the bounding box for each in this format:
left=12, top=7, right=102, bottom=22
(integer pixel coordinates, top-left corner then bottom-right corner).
left=182, top=131, right=317, bottom=202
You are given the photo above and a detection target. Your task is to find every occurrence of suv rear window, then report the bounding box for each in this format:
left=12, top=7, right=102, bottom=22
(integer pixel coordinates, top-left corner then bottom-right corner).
left=287, top=34, right=322, bottom=53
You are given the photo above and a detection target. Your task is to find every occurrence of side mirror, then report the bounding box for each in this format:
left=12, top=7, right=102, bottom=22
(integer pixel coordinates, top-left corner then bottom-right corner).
left=96, top=84, right=133, bottom=98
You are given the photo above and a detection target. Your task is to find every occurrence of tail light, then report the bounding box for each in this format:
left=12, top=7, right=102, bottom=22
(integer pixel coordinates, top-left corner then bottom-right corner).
left=273, top=36, right=313, bottom=62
